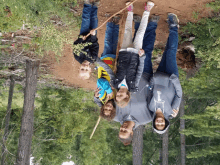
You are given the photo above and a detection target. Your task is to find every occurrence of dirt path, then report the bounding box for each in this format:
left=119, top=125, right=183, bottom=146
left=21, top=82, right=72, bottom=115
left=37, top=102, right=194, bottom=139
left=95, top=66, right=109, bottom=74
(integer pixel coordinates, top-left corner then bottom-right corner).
left=51, top=0, right=213, bottom=90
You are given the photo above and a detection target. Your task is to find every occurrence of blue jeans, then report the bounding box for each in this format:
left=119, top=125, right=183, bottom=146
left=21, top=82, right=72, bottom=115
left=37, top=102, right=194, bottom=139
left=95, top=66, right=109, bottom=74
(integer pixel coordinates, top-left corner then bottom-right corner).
left=80, top=4, right=98, bottom=35
left=102, top=22, right=119, bottom=57
left=134, top=22, right=179, bottom=77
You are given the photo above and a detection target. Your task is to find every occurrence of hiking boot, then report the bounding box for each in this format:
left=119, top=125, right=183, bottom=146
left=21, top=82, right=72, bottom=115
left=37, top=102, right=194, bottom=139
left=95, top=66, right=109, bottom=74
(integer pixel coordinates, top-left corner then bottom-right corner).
left=167, top=13, right=179, bottom=28
left=112, top=15, right=121, bottom=24
left=144, top=1, right=154, bottom=12
left=133, top=14, right=142, bottom=23
left=126, top=1, right=133, bottom=12
left=84, top=0, right=91, bottom=5
left=93, top=0, right=100, bottom=7
left=150, top=15, right=160, bottom=23
left=108, top=15, right=121, bottom=25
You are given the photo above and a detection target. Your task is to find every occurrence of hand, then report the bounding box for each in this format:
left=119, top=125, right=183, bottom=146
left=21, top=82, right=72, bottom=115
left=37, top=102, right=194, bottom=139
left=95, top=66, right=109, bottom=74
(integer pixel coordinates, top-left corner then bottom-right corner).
left=94, top=88, right=101, bottom=97
left=138, top=49, right=145, bottom=57
left=171, top=108, right=179, bottom=118
left=90, top=29, right=96, bottom=36
left=82, top=36, right=86, bottom=40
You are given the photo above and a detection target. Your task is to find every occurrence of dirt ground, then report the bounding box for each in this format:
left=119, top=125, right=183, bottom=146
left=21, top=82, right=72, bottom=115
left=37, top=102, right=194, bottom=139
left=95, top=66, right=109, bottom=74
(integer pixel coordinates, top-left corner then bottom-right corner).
left=51, top=0, right=214, bottom=90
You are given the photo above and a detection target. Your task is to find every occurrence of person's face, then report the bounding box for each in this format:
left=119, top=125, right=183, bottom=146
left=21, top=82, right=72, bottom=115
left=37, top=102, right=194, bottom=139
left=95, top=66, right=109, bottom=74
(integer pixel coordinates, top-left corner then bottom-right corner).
left=103, top=102, right=113, bottom=116
left=116, top=87, right=128, bottom=102
left=155, top=117, right=165, bottom=130
left=79, top=61, right=91, bottom=79
left=119, top=121, right=134, bottom=139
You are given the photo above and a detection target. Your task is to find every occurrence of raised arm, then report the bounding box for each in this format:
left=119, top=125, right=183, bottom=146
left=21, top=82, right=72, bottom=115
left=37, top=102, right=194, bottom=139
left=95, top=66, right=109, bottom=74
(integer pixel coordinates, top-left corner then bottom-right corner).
left=135, top=54, right=146, bottom=87
left=170, top=74, right=183, bottom=110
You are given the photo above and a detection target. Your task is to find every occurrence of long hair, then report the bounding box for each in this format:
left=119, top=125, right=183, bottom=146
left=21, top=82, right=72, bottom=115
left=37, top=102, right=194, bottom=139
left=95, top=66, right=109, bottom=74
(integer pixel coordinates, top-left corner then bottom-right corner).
left=100, top=99, right=116, bottom=121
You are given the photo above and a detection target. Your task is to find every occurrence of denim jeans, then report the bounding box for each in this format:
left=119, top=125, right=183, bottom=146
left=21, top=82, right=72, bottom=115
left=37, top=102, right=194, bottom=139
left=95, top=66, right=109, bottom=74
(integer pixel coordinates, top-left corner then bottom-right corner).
left=102, top=22, right=119, bottom=57
left=134, top=22, right=179, bottom=77
left=80, top=4, right=98, bottom=35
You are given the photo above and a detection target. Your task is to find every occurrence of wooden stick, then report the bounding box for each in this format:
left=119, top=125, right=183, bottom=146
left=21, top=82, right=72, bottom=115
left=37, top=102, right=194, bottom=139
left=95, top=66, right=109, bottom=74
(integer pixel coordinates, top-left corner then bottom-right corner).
left=90, top=116, right=101, bottom=139
left=85, top=0, right=139, bottom=38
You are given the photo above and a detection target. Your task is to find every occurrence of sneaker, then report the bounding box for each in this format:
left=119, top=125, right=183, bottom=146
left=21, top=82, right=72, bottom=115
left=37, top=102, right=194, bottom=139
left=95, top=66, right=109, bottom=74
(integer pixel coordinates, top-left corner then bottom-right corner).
left=108, top=15, right=121, bottom=24
left=133, top=14, right=142, bottom=23
left=144, top=1, right=154, bottom=12
left=93, top=0, right=100, bottom=7
left=150, top=15, right=160, bottom=23
left=167, top=13, right=179, bottom=28
left=126, top=2, right=133, bottom=12
left=112, top=15, right=121, bottom=25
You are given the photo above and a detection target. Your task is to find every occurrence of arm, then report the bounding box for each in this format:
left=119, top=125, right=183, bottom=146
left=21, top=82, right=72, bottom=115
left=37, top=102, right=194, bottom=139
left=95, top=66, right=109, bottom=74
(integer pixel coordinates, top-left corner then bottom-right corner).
left=94, top=96, right=103, bottom=107
left=170, top=74, right=183, bottom=110
left=73, top=37, right=84, bottom=45
left=73, top=37, right=84, bottom=64
left=135, top=55, right=146, bottom=87
left=74, top=54, right=84, bottom=64
left=89, top=41, right=99, bottom=62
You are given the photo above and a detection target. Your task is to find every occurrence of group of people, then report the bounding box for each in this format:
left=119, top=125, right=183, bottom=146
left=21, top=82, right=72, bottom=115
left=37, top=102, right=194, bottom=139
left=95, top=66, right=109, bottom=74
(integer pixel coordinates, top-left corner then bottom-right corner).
left=73, top=0, right=182, bottom=145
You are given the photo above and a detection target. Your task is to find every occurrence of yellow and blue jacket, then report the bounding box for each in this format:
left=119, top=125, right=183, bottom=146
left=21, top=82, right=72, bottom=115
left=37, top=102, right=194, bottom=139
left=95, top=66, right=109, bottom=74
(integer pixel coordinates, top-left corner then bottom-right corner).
left=96, top=54, right=116, bottom=105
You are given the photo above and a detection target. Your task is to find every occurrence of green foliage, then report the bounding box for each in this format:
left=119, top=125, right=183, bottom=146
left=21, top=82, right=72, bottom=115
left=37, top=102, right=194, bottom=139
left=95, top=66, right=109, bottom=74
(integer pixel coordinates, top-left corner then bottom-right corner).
left=206, top=1, right=220, bottom=12
left=180, top=7, right=220, bottom=161
left=0, top=0, right=80, bottom=57
left=72, top=40, right=92, bottom=57
left=187, top=145, right=220, bottom=159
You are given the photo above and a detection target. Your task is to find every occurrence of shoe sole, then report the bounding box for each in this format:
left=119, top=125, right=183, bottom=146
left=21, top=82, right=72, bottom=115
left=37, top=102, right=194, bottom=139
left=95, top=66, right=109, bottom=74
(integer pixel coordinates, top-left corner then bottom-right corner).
left=167, top=13, right=179, bottom=24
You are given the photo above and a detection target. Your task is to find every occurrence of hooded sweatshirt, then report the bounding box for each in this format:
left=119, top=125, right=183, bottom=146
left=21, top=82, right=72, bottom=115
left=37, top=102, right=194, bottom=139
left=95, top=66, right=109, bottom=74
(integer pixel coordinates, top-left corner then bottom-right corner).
left=113, top=72, right=153, bottom=129
left=148, top=71, right=182, bottom=134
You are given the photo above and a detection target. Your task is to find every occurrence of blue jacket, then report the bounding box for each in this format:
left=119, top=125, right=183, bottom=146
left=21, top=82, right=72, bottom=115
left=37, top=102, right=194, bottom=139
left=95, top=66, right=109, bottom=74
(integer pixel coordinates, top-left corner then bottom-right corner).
left=97, top=78, right=113, bottom=102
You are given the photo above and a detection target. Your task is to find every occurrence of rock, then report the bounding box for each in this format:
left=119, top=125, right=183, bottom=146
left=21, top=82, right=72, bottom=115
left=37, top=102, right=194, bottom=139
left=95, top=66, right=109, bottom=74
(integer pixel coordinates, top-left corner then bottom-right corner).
left=188, top=37, right=195, bottom=41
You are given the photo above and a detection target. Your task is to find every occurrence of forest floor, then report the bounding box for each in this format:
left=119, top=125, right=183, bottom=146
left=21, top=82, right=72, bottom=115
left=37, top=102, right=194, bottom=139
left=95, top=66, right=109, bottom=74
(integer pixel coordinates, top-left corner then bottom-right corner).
left=50, top=0, right=214, bottom=90
left=0, top=0, right=215, bottom=90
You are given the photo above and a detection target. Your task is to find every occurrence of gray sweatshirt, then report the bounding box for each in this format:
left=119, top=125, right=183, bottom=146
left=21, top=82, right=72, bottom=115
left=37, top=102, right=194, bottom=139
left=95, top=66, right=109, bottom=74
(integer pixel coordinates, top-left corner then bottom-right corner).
left=113, top=72, right=153, bottom=129
left=149, top=71, right=182, bottom=134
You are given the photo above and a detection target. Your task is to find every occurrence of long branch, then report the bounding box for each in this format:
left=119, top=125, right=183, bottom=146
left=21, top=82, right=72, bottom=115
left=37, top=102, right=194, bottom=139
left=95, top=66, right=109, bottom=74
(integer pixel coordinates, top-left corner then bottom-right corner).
left=85, top=0, right=139, bottom=38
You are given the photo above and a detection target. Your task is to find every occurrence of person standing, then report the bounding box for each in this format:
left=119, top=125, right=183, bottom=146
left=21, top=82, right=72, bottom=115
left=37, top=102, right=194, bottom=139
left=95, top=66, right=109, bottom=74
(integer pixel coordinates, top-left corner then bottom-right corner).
left=73, top=0, right=100, bottom=79
left=148, top=13, right=183, bottom=134
left=114, top=13, right=160, bottom=146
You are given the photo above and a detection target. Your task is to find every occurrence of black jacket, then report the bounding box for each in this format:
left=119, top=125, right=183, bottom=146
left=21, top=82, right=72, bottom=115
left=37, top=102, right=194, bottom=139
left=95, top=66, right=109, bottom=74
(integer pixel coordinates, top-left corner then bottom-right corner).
left=112, top=51, right=140, bottom=92
left=73, top=35, right=99, bottom=64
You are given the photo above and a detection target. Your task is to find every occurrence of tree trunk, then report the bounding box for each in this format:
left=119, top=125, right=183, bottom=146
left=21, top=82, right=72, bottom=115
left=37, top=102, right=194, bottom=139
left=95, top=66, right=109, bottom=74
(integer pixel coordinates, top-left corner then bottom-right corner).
left=1, top=75, right=15, bottom=165
left=16, top=60, right=40, bottom=165
left=162, top=129, right=169, bottom=165
left=132, top=125, right=144, bottom=165
left=180, top=97, right=185, bottom=165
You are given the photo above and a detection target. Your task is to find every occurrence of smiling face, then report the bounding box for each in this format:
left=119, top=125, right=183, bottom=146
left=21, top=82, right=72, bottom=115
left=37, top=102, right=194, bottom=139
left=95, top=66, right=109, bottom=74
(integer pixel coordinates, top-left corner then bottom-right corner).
left=155, top=117, right=165, bottom=130
left=155, top=108, right=166, bottom=130
left=103, top=102, right=113, bottom=116
left=79, top=60, right=91, bottom=79
left=119, top=121, right=134, bottom=139
left=116, top=87, right=129, bottom=102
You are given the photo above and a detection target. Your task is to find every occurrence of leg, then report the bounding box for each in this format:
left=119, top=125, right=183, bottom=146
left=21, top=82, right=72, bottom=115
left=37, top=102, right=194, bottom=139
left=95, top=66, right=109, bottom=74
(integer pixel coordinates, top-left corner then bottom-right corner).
left=80, top=4, right=92, bottom=35
left=102, top=22, right=114, bottom=57
left=90, top=5, right=98, bottom=30
left=133, top=2, right=154, bottom=50
left=133, top=11, right=150, bottom=50
left=112, top=23, right=119, bottom=54
left=133, top=22, right=140, bottom=41
left=143, top=21, right=158, bottom=75
left=164, top=26, right=179, bottom=77
left=157, top=27, right=179, bottom=76
left=121, top=12, right=133, bottom=49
